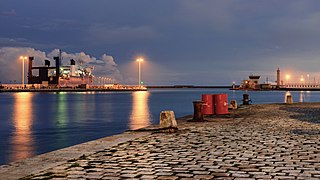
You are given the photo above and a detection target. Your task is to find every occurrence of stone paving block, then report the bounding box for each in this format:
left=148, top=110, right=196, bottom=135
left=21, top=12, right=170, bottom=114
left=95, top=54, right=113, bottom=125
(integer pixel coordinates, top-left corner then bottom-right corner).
left=252, top=175, right=273, bottom=179
left=140, top=175, right=158, bottom=179
left=192, top=170, right=210, bottom=175
left=193, top=175, right=214, bottom=179
left=155, top=172, right=174, bottom=176
left=102, top=173, right=120, bottom=177
left=231, top=173, right=250, bottom=178
left=175, top=173, right=194, bottom=178
left=101, top=176, right=120, bottom=180
left=211, top=172, right=231, bottom=177
left=273, top=176, right=296, bottom=179
left=248, top=171, right=266, bottom=175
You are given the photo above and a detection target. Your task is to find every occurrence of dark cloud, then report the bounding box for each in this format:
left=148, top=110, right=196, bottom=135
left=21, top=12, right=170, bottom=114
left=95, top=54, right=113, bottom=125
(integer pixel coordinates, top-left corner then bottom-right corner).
left=86, top=24, right=162, bottom=44
left=1, top=9, right=16, bottom=16
left=1, top=0, right=320, bottom=85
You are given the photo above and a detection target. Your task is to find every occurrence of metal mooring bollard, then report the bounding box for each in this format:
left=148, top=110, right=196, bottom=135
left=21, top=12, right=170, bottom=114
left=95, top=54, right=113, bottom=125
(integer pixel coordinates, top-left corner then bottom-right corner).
left=242, top=94, right=251, bottom=105
left=193, top=100, right=204, bottom=121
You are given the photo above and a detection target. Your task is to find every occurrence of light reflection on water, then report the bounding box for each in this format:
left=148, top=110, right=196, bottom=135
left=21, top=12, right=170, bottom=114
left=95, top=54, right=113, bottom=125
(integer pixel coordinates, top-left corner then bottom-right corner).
left=57, top=93, right=67, bottom=128
left=9, top=92, right=35, bottom=162
left=130, top=91, right=151, bottom=130
left=2, top=89, right=320, bottom=165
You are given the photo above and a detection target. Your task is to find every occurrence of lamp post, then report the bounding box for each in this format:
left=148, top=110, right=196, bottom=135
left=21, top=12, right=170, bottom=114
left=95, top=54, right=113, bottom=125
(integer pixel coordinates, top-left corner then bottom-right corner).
left=285, top=74, right=290, bottom=86
left=300, top=76, right=304, bottom=85
left=136, top=58, right=144, bottom=86
left=20, top=56, right=28, bottom=87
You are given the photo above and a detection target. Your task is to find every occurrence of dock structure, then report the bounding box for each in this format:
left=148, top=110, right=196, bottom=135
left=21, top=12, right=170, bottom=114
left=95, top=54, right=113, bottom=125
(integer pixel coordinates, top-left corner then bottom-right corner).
left=0, top=103, right=319, bottom=179
left=280, top=84, right=320, bottom=91
left=0, top=84, right=147, bottom=92
left=235, top=68, right=320, bottom=91
left=283, top=84, right=320, bottom=89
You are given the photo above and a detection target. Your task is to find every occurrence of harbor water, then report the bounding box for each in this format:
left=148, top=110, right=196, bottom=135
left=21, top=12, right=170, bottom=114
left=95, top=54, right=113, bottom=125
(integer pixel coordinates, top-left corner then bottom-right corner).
left=0, top=89, right=320, bottom=165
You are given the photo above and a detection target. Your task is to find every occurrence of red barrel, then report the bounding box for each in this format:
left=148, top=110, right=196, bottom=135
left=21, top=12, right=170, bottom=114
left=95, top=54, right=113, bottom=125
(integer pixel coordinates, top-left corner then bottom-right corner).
left=202, top=94, right=214, bottom=115
left=214, top=94, right=229, bottom=115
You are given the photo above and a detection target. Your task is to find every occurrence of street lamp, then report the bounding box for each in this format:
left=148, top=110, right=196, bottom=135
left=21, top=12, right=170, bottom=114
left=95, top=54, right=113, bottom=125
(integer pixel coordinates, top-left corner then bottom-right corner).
left=300, top=76, right=304, bottom=84
left=285, top=74, right=290, bottom=86
left=20, top=56, right=28, bottom=87
left=136, top=58, right=144, bottom=86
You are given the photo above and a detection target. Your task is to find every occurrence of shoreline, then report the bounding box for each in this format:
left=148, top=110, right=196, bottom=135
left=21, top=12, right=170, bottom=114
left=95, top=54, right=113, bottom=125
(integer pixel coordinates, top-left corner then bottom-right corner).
left=1, top=102, right=320, bottom=179
left=0, top=88, right=147, bottom=93
left=0, top=132, right=151, bottom=179
left=2, top=86, right=320, bottom=93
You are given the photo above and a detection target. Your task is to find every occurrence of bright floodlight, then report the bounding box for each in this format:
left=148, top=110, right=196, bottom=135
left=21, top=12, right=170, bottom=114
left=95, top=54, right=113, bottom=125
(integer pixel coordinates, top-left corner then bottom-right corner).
left=20, top=56, right=28, bottom=87
left=136, top=58, right=144, bottom=62
left=136, top=58, right=144, bottom=86
left=285, top=74, right=290, bottom=80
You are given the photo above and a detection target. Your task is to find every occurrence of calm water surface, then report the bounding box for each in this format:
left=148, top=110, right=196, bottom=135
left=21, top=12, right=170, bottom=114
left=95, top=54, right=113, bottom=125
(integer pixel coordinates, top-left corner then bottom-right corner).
left=0, top=89, right=320, bottom=165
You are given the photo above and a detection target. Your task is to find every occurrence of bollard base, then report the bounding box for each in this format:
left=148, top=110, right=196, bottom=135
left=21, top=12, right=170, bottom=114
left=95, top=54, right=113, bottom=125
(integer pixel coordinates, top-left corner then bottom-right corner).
left=159, top=127, right=178, bottom=133
left=188, top=119, right=207, bottom=122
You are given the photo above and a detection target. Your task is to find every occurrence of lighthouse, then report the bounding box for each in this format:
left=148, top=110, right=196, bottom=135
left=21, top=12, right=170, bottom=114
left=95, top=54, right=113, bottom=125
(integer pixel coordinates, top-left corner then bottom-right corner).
left=276, top=67, right=281, bottom=88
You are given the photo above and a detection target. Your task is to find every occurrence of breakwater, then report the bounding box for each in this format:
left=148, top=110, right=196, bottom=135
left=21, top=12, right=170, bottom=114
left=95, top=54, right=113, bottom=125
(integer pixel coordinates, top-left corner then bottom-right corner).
left=147, top=85, right=231, bottom=89
left=0, top=84, right=147, bottom=93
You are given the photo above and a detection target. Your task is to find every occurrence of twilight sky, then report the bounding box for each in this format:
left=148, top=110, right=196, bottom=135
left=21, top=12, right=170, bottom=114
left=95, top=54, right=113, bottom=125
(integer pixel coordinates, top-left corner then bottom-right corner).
left=1, top=0, right=320, bottom=85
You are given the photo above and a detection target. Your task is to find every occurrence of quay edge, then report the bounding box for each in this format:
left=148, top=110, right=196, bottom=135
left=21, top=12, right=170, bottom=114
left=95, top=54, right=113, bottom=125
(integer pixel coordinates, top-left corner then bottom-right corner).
left=0, top=131, right=150, bottom=180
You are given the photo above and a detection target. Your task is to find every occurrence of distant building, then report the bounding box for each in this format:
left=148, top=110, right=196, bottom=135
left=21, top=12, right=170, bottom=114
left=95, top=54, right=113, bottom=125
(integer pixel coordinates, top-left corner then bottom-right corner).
left=236, top=68, right=286, bottom=90
left=240, top=74, right=261, bottom=89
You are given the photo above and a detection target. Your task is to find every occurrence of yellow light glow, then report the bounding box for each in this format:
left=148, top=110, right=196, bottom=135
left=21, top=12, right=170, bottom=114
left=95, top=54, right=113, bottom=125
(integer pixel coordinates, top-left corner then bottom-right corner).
left=10, top=92, right=34, bottom=162
left=20, top=56, right=27, bottom=60
left=285, top=74, right=290, bottom=80
left=130, top=91, right=150, bottom=130
left=136, top=58, right=144, bottom=62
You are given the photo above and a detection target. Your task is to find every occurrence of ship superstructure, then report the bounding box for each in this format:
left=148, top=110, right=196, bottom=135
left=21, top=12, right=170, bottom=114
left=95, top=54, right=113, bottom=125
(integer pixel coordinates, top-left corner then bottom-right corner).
left=28, top=53, right=93, bottom=86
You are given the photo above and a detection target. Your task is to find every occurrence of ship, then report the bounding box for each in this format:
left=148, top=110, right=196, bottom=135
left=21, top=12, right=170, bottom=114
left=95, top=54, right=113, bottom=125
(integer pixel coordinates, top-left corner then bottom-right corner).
left=27, top=51, right=94, bottom=87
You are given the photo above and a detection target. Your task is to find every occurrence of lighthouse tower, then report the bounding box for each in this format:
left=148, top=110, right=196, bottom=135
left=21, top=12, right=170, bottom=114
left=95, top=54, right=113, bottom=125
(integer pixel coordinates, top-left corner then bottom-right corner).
left=276, top=67, right=281, bottom=88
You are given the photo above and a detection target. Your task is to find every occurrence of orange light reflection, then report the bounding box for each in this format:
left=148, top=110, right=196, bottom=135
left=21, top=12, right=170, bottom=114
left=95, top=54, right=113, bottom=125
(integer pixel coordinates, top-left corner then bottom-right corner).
left=10, top=92, right=34, bottom=162
left=130, top=91, right=151, bottom=130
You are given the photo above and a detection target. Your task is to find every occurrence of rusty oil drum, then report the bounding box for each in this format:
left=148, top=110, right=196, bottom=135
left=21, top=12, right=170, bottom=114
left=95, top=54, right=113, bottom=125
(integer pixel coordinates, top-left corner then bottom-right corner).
left=214, top=94, right=229, bottom=115
left=201, top=94, right=214, bottom=115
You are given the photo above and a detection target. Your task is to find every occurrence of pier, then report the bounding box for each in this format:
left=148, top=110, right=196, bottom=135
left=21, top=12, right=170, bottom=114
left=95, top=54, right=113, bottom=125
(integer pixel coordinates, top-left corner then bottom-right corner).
left=279, top=84, right=320, bottom=91
left=1, top=103, right=319, bottom=179
left=0, top=84, right=147, bottom=93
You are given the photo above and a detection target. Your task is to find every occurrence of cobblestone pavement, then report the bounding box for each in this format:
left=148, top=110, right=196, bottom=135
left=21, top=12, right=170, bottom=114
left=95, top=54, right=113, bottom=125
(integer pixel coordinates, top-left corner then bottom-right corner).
left=23, top=104, right=320, bottom=179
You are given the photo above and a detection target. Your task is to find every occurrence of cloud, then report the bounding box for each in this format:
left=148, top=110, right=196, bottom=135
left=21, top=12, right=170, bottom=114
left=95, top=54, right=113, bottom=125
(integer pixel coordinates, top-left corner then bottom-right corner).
left=0, top=37, right=64, bottom=50
left=269, top=12, right=320, bottom=45
left=175, top=1, right=235, bottom=31
left=0, top=38, right=32, bottom=47
left=87, top=24, right=162, bottom=44
left=0, top=47, right=122, bottom=83
left=0, top=47, right=46, bottom=83
left=1, top=9, right=16, bottom=16
left=29, top=19, right=81, bottom=32
left=93, top=54, right=122, bottom=81
left=47, top=49, right=123, bottom=81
